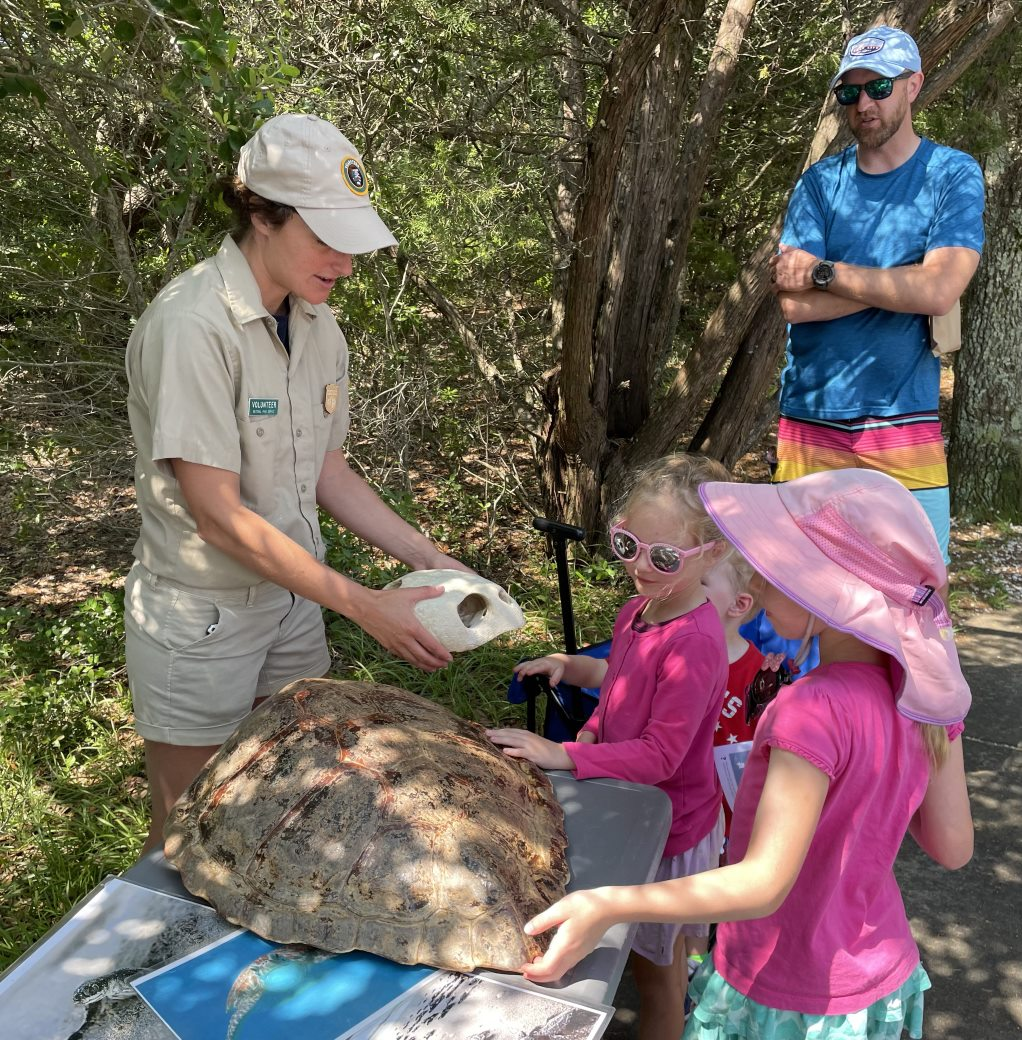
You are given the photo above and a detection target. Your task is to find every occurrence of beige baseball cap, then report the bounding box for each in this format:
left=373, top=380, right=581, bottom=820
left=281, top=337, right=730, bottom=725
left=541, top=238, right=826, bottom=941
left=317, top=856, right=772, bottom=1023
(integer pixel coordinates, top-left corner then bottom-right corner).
left=237, top=113, right=397, bottom=254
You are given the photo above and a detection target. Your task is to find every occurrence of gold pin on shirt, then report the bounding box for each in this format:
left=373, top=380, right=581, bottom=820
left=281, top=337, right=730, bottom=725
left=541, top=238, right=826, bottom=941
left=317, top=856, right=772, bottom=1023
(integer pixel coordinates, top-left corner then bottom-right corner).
left=323, top=383, right=339, bottom=415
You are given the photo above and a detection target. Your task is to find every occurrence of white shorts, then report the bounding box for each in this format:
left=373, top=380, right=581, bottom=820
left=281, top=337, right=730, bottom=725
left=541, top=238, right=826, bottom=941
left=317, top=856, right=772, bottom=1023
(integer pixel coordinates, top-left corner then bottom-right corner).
left=630, top=809, right=726, bottom=966
left=124, top=562, right=331, bottom=746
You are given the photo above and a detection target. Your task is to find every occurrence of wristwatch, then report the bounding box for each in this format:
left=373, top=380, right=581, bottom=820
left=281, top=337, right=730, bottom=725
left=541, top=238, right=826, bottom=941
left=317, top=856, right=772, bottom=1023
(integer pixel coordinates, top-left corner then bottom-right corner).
left=811, top=259, right=836, bottom=290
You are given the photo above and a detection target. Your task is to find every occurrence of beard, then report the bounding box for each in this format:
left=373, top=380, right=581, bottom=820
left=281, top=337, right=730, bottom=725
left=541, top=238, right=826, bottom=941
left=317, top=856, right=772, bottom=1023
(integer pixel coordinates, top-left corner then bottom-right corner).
left=853, top=119, right=900, bottom=149
left=850, top=93, right=910, bottom=150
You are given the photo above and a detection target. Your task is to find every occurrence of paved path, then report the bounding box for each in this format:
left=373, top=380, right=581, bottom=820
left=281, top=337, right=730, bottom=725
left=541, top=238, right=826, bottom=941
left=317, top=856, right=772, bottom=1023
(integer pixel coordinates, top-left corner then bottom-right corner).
left=603, top=607, right=1022, bottom=1039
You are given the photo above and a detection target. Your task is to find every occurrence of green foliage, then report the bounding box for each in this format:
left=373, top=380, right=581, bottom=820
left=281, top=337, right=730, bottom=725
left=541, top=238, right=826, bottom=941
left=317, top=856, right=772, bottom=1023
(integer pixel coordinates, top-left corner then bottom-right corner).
left=1, top=592, right=126, bottom=765
left=1, top=0, right=1018, bottom=979
left=0, top=591, right=143, bottom=969
left=917, top=23, right=1022, bottom=158
left=0, top=0, right=302, bottom=383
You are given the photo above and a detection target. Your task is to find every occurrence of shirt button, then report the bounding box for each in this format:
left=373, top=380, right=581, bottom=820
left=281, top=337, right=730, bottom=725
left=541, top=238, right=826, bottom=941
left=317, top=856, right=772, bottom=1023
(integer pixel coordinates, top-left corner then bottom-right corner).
left=295, top=428, right=303, bottom=437
left=256, top=428, right=264, bottom=437
left=301, top=484, right=307, bottom=492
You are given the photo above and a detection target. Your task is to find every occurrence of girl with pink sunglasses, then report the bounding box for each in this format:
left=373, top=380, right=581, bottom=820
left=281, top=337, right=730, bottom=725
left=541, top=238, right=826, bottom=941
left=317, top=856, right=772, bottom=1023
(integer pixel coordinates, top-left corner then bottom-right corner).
left=488, top=453, right=732, bottom=1040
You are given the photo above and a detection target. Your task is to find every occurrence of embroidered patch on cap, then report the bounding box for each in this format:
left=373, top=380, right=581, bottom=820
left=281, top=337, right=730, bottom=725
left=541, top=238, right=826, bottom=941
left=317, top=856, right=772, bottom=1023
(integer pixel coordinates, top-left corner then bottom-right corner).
left=341, top=157, right=368, bottom=196
left=249, top=398, right=279, bottom=417
left=849, top=37, right=885, bottom=56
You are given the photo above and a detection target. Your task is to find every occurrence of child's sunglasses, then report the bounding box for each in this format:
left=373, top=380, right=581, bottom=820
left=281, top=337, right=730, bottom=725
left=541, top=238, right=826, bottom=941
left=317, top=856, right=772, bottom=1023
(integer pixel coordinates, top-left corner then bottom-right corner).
left=744, top=662, right=793, bottom=725
left=833, top=71, right=913, bottom=106
left=609, top=525, right=717, bottom=575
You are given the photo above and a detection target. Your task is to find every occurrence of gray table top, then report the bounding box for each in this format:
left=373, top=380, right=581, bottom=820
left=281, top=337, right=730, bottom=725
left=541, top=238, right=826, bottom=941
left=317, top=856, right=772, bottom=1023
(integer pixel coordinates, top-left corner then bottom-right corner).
left=123, top=771, right=671, bottom=1008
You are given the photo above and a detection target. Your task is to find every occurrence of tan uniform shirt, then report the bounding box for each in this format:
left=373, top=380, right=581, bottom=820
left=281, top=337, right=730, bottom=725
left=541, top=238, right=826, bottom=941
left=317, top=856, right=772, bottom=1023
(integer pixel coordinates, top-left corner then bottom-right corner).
left=126, top=235, right=350, bottom=589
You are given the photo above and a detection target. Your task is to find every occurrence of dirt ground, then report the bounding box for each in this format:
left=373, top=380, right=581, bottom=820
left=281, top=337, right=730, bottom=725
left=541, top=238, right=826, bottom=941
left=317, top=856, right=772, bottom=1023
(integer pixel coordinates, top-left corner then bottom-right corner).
left=2, top=365, right=1019, bottom=617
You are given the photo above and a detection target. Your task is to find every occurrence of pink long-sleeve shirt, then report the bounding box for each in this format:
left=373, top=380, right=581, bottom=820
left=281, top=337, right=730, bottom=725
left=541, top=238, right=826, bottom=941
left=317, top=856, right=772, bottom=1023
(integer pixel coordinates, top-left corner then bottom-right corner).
left=565, top=596, right=727, bottom=855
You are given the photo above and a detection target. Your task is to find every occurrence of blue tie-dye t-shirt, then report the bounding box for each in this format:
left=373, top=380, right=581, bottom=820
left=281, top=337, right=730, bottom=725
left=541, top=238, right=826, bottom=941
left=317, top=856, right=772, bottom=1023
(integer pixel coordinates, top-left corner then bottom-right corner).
left=779, top=138, right=985, bottom=420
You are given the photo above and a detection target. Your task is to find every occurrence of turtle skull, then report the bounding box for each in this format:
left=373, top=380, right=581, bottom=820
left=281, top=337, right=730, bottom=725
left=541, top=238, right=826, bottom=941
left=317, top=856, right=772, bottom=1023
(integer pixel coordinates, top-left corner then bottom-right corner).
left=382, top=569, right=525, bottom=652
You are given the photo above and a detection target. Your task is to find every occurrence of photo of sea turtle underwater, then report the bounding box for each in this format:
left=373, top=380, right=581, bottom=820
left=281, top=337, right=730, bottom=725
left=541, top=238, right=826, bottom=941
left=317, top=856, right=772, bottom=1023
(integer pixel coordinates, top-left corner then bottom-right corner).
left=132, top=929, right=435, bottom=1040
left=132, top=931, right=609, bottom=1040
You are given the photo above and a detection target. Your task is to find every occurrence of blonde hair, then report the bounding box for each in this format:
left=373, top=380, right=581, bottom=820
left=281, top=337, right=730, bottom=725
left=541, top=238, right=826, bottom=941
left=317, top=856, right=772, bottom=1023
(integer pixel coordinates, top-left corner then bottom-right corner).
left=918, top=722, right=950, bottom=769
left=715, top=548, right=757, bottom=601
left=615, top=453, right=733, bottom=545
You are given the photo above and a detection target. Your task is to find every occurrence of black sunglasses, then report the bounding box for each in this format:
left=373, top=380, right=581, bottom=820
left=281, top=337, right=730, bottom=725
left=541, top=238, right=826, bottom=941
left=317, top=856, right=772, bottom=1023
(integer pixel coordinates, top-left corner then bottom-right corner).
left=833, top=71, right=913, bottom=106
left=744, top=663, right=793, bottom=726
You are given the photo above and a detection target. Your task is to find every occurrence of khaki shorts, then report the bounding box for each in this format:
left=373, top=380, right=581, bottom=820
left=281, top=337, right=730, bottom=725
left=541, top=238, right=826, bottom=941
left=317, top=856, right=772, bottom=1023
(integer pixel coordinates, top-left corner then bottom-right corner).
left=124, top=562, right=331, bottom=746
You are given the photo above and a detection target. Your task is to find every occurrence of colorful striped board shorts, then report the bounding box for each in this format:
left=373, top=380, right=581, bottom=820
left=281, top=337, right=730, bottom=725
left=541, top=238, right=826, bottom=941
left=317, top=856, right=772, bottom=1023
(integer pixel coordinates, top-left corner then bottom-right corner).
left=775, top=411, right=951, bottom=560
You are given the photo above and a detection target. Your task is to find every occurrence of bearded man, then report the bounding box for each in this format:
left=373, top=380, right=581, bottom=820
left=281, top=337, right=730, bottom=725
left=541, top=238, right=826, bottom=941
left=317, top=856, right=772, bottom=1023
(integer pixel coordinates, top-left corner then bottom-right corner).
left=769, top=26, right=985, bottom=561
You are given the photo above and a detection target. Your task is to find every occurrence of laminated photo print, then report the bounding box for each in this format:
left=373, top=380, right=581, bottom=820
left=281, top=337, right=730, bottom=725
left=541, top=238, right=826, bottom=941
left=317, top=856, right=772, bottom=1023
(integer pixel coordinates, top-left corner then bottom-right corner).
left=0, top=877, right=234, bottom=1040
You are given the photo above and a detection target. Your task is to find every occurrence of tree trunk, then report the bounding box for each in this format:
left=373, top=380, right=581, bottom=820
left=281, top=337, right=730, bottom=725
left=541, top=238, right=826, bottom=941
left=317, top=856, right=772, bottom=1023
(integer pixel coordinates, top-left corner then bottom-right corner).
left=606, top=11, right=703, bottom=439
left=540, top=0, right=753, bottom=532
left=539, top=0, right=693, bottom=530
left=688, top=296, right=787, bottom=468
left=547, top=0, right=589, bottom=373
left=950, top=148, right=1022, bottom=521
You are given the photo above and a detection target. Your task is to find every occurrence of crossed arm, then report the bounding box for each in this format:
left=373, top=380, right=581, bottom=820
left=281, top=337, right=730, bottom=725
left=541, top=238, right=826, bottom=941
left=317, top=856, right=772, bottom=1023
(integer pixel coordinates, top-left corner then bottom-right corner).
left=771, top=244, right=980, bottom=325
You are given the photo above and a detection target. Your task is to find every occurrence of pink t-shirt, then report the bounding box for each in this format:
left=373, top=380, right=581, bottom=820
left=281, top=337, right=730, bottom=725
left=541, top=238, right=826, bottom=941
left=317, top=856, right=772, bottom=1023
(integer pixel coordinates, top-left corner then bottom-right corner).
left=565, top=596, right=726, bottom=855
left=714, top=661, right=942, bottom=1015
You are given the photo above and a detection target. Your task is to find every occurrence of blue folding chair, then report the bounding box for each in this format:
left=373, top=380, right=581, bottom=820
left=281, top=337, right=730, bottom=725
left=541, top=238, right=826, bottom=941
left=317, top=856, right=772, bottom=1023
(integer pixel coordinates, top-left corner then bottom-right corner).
left=506, top=517, right=609, bottom=742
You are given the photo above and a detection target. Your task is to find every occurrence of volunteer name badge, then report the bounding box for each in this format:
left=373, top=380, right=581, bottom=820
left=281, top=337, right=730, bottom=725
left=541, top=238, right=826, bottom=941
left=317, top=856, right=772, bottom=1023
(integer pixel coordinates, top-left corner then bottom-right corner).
left=323, top=383, right=339, bottom=415
left=249, top=398, right=278, bottom=417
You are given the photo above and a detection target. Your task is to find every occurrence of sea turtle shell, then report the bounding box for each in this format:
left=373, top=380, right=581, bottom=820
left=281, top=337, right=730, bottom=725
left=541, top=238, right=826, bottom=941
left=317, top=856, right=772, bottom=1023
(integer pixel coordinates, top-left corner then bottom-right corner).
left=164, top=679, right=569, bottom=972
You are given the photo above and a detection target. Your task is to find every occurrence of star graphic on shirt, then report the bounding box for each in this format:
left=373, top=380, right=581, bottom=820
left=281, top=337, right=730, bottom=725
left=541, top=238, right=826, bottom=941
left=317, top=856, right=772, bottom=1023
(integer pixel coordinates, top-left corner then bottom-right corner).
left=715, top=721, right=722, bottom=732
left=727, top=734, right=738, bottom=744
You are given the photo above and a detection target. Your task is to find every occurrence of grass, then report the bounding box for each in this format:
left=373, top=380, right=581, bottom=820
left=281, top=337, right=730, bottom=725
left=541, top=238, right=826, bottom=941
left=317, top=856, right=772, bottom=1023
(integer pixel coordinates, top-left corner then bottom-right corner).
left=0, top=521, right=628, bottom=974
left=947, top=520, right=1021, bottom=617
left=948, top=565, right=1011, bottom=614
left=0, top=592, right=148, bottom=968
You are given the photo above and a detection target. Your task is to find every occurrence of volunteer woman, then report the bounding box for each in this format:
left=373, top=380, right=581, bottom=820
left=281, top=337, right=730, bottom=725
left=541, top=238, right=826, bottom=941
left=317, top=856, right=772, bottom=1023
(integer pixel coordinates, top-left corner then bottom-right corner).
left=124, top=114, right=469, bottom=852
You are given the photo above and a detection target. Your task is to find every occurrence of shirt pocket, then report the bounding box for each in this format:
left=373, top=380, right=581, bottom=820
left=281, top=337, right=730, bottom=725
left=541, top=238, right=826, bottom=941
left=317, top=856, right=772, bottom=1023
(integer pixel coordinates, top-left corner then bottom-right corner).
left=237, top=411, right=290, bottom=519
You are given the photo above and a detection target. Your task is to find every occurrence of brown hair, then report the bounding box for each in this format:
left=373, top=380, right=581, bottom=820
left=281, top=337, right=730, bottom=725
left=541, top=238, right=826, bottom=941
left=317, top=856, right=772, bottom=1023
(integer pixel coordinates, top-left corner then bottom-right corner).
left=219, top=175, right=296, bottom=242
left=615, top=453, right=733, bottom=545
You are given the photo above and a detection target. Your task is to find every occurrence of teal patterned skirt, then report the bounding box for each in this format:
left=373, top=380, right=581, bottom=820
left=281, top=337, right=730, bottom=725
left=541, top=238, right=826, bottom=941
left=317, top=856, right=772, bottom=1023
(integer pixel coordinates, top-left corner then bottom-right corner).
left=683, top=955, right=931, bottom=1040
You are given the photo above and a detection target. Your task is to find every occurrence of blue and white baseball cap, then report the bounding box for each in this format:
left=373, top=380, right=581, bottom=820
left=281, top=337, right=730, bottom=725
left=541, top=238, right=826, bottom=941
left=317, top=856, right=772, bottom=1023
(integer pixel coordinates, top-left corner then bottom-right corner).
left=830, top=26, right=922, bottom=88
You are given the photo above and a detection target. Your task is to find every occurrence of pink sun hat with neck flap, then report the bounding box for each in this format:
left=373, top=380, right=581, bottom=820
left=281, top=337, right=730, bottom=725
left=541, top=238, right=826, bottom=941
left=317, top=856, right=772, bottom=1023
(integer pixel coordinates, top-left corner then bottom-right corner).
left=698, top=469, right=971, bottom=725
left=238, top=113, right=397, bottom=255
